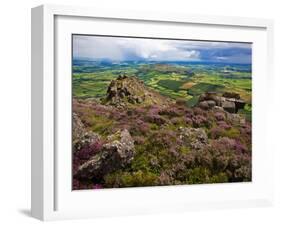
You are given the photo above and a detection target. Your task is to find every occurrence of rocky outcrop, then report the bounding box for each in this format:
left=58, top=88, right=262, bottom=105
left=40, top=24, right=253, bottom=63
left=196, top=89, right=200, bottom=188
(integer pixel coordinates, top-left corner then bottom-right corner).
left=197, top=92, right=246, bottom=113
left=75, top=129, right=135, bottom=181
left=106, top=75, right=145, bottom=105
left=105, top=75, right=169, bottom=107
left=179, top=127, right=208, bottom=150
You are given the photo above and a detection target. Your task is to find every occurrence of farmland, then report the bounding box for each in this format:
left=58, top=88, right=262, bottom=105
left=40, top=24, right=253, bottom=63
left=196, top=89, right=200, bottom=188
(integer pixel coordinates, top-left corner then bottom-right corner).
left=73, top=60, right=252, bottom=117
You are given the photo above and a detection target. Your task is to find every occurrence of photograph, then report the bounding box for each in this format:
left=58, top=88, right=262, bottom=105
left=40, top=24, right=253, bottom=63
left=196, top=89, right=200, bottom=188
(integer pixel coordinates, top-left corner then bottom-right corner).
left=72, top=35, right=252, bottom=190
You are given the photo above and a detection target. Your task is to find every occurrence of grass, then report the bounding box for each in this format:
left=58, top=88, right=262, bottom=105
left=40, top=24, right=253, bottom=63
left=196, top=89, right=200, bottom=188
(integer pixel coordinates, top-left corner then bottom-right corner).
left=90, top=114, right=115, bottom=136
left=187, top=82, right=225, bottom=96
left=157, top=79, right=185, bottom=92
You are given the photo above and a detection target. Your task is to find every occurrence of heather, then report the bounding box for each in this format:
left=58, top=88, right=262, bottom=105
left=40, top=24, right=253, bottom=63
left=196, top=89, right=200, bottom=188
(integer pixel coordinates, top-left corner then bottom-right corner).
left=72, top=75, right=251, bottom=189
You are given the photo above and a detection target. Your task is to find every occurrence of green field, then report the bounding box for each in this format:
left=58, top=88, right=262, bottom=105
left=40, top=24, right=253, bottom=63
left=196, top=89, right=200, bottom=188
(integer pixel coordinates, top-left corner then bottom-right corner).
left=73, top=61, right=252, bottom=110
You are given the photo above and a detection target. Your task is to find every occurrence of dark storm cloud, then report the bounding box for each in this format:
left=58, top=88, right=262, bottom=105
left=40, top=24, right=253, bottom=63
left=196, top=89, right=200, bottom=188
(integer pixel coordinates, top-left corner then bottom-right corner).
left=73, top=35, right=252, bottom=64
left=198, top=47, right=252, bottom=64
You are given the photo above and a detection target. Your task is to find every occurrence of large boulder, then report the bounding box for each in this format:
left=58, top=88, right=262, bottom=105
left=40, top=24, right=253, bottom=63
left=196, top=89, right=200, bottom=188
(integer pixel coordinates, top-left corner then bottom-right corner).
left=75, top=129, right=135, bottom=181
left=198, top=92, right=221, bottom=106
left=198, top=100, right=216, bottom=110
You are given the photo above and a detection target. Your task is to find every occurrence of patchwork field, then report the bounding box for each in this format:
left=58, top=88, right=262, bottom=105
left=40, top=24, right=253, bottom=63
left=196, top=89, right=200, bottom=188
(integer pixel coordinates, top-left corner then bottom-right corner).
left=73, top=61, right=252, bottom=119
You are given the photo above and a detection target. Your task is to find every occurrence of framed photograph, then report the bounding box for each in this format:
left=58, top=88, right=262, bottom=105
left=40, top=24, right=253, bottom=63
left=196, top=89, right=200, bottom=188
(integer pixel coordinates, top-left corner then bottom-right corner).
left=31, top=4, right=274, bottom=221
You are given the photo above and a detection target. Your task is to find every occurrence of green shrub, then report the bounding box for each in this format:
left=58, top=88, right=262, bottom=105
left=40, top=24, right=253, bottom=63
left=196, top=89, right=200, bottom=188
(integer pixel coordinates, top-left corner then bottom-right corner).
left=157, top=79, right=185, bottom=92
left=221, top=127, right=240, bottom=139
left=179, top=146, right=190, bottom=154
left=131, top=155, right=151, bottom=172
left=90, top=115, right=114, bottom=135
left=185, top=167, right=211, bottom=184
left=104, top=171, right=158, bottom=187
left=209, top=173, right=228, bottom=183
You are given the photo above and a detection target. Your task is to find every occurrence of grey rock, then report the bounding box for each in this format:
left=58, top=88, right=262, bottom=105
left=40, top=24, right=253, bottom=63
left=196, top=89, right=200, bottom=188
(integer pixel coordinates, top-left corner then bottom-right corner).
left=198, top=99, right=217, bottom=110
left=197, top=92, right=246, bottom=113
left=206, top=100, right=216, bottom=108
left=73, top=113, right=85, bottom=143
left=213, top=106, right=224, bottom=111
left=76, top=129, right=135, bottom=180
left=198, top=92, right=221, bottom=106
left=198, top=101, right=209, bottom=110
left=73, top=132, right=101, bottom=153
left=222, top=100, right=236, bottom=113
left=227, top=113, right=246, bottom=125
left=72, top=113, right=100, bottom=152
left=179, top=127, right=208, bottom=150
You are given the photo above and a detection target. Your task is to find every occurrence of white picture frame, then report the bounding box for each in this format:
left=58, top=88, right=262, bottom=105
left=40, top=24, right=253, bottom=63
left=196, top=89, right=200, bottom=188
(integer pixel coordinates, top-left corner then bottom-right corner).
left=31, top=4, right=274, bottom=221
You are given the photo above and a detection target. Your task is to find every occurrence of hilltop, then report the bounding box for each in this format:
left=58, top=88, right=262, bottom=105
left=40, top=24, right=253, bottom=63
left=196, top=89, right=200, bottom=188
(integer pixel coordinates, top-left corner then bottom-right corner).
left=104, top=75, right=172, bottom=107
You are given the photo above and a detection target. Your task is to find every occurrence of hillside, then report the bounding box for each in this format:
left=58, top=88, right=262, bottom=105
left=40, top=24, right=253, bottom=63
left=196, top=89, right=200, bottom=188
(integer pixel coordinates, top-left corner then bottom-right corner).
left=73, top=75, right=252, bottom=189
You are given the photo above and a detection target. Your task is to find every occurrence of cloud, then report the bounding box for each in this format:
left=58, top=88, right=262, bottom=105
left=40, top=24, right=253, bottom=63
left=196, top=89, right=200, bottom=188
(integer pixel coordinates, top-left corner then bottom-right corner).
left=73, top=35, right=251, bottom=64
left=73, top=36, right=124, bottom=61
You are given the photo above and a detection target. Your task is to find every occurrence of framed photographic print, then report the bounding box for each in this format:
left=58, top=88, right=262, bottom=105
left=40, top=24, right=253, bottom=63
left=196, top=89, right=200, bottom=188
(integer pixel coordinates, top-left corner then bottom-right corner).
left=31, top=4, right=274, bottom=221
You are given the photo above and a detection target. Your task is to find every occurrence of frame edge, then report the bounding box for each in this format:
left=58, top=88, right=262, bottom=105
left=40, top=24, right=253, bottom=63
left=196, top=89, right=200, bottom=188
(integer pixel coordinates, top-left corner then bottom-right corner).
left=31, top=3, right=275, bottom=220
left=31, top=5, right=44, bottom=221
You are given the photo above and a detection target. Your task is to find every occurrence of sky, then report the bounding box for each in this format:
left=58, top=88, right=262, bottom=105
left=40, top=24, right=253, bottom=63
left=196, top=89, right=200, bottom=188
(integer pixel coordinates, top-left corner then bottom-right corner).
left=73, top=35, right=252, bottom=64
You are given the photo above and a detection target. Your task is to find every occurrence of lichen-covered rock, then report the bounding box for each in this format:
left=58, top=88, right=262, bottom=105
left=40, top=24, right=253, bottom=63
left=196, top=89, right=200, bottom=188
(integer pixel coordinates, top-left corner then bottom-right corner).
left=73, top=113, right=85, bottom=143
left=179, top=127, right=208, bottom=150
left=226, top=112, right=246, bottom=125
left=104, top=129, right=135, bottom=165
left=74, top=132, right=101, bottom=153
left=73, top=113, right=100, bottom=152
left=75, top=129, right=135, bottom=180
